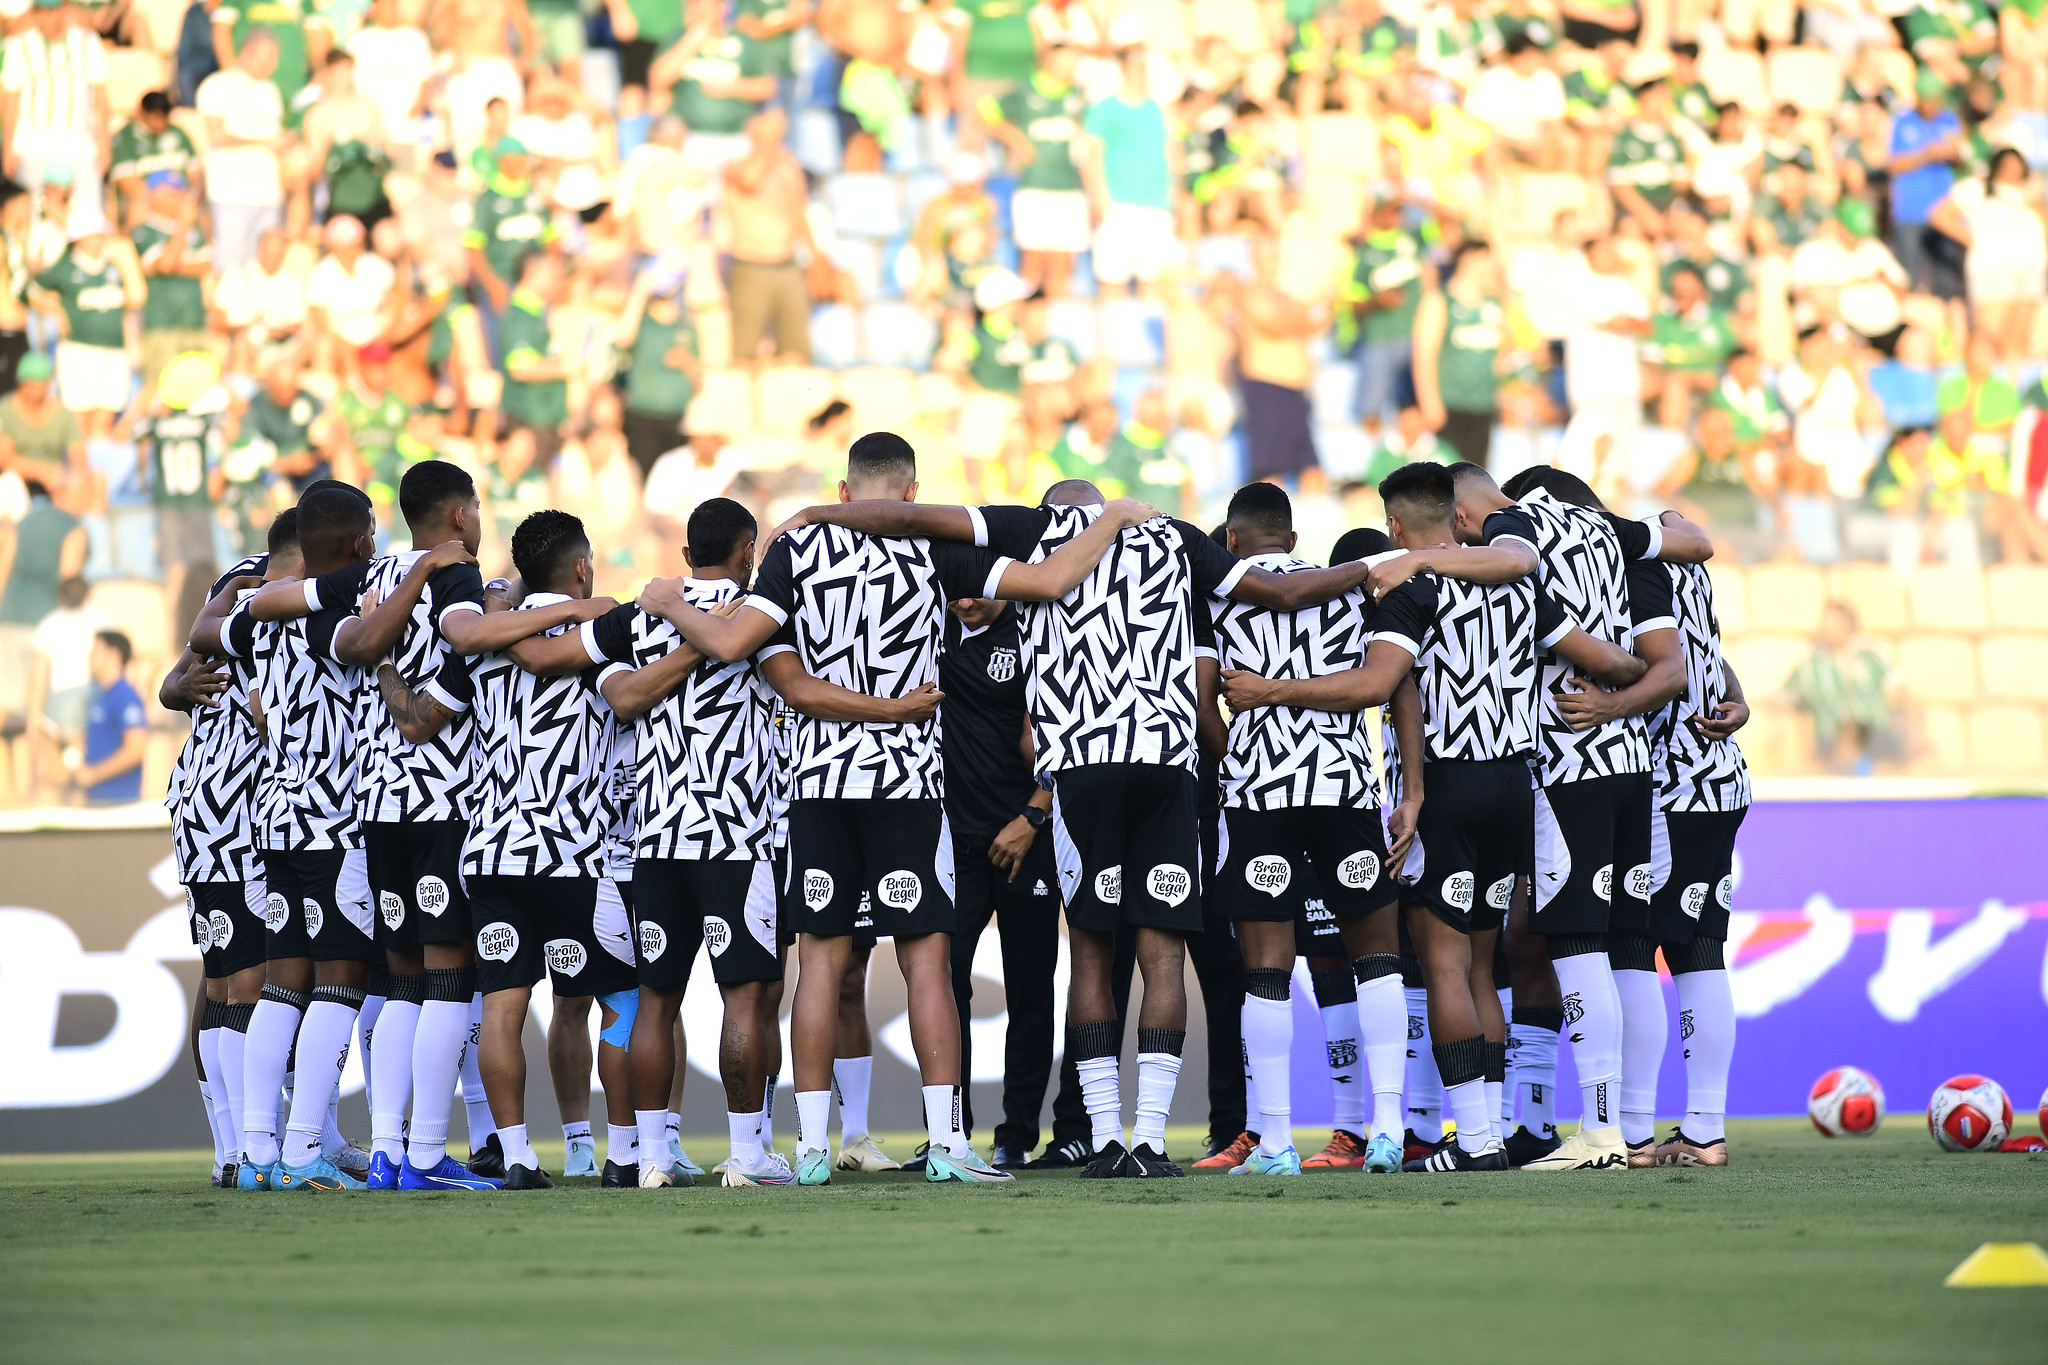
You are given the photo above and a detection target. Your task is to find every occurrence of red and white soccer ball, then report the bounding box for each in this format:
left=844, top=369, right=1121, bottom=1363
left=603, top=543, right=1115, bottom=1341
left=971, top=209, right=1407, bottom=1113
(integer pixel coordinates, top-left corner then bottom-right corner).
left=1808, top=1066, right=1885, bottom=1137
left=1927, top=1075, right=2012, bottom=1152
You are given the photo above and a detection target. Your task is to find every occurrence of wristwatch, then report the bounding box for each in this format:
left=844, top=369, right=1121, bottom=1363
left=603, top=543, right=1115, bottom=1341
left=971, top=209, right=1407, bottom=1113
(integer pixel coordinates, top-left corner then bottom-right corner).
left=1022, top=806, right=1051, bottom=830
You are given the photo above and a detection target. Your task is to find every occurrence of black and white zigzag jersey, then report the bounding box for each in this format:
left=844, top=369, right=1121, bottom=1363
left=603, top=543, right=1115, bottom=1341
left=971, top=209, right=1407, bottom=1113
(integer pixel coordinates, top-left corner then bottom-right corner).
left=764, top=692, right=794, bottom=847
left=1631, top=560, right=1751, bottom=813
left=1372, top=570, right=1568, bottom=763
left=601, top=707, right=637, bottom=880
left=1485, top=489, right=1655, bottom=785
left=230, top=559, right=372, bottom=852
left=463, top=592, right=615, bottom=878
left=310, top=551, right=484, bottom=823
left=1210, top=552, right=1379, bottom=810
left=746, top=522, right=1003, bottom=801
left=583, top=582, right=774, bottom=861
left=975, top=505, right=1249, bottom=777
left=168, top=554, right=267, bottom=882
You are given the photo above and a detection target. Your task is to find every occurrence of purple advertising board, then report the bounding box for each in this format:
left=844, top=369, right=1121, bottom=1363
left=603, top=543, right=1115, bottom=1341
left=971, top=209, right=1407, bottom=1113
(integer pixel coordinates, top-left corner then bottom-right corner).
left=1284, top=798, right=2048, bottom=1125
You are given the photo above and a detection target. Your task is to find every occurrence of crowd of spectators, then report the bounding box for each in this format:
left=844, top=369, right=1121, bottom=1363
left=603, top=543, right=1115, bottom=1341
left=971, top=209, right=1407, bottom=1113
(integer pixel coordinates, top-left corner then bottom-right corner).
left=1, top=0, right=2047, bottom=802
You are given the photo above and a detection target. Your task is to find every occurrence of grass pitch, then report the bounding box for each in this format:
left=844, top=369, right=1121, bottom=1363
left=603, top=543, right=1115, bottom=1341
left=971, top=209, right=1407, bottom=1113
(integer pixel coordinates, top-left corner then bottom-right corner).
left=3, top=1118, right=2044, bottom=1363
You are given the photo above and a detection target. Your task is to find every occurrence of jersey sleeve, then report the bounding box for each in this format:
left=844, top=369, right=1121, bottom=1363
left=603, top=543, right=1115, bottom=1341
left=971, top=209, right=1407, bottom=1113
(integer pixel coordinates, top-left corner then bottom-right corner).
left=746, top=535, right=798, bottom=625
left=757, top=620, right=799, bottom=662
left=303, top=605, right=359, bottom=662
left=1481, top=505, right=1542, bottom=557
left=427, top=562, right=486, bottom=627
left=1370, top=577, right=1437, bottom=660
left=305, top=559, right=373, bottom=612
left=220, top=598, right=261, bottom=658
left=1534, top=588, right=1574, bottom=650
left=1624, top=560, right=1677, bottom=636
left=1192, top=593, right=1218, bottom=662
left=1602, top=509, right=1664, bottom=562
left=420, top=649, right=473, bottom=714
left=1173, top=519, right=1251, bottom=597
left=580, top=602, right=638, bottom=667
left=931, top=539, right=1008, bottom=602
left=974, top=504, right=1054, bottom=558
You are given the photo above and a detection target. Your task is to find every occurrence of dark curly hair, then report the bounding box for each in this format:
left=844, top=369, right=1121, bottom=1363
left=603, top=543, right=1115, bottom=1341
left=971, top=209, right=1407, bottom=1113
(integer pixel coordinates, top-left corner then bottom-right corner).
left=511, top=510, right=590, bottom=592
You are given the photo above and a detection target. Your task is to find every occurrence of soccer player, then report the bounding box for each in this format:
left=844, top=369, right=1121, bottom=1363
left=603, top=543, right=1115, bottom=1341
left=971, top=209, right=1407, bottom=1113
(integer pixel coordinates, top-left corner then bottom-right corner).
left=634, top=433, right=1150, bottom=1185
left=1204, top=482, right=1414, bottom=1175
left=935, top=588, right=1064, bottom=1169
left=461, top=511, right=631, bottom=1188
left=207, top=487, right=381, bottom=1191
left=1231, top=465, right=1644, bottom=1170
left=787, top=478, right=1386, bottom=1178
left=164, top=510, right=299, bottom=1185
left=1512, top=468, right=1750, bottom=1166
left=1368, top=461, right=1711, bottom=1170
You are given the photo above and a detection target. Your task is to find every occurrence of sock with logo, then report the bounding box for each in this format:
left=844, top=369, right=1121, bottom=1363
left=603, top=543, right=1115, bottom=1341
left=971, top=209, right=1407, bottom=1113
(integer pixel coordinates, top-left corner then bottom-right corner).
left=795, top=1089, right=833, bottom=1155
left=1551, top=942, right=1623, bottom=1131
left=461, top=991, right=495, bottom=1149
left=1510, top=1006, right=1562, bottom=1137
left=1435, top=1034, right=1492, bottom=1155
left=728, top=1110, right=765, bottom=1167
left=1312, top=970, right=1365, bottom=1138
left=218, top=1003, right=251, bottom=1158
left=369, top=975, right=421, bottom=1162
left=833, top=1055, right=873, bottom=1137
left=1670, top=938, right=1733, bottom=1144
left=606, top=1122, right=637, bottom=1166
left=757, top=1084, right=775, bottom=1150
left=1241, top=1039, right=1259, bottom=1143
left=1241, top=969, right=1293, bottom=1156
left=1402, top=984, right=1442, bottom=1141
left=1132, top=1028, right=1184, bottom=1152
left=499, top=1122, right=538, bottom=1172
left=636, top=1109, right=670, bottom=1173
left=241, top=986, right=306, bottom=1167
left=1069, top=1019, right=1123, bottom=1150
left=407, top=968, right=473, bottom=1170
left=357, top=976, right=385, bottom=1083
left=281, top=987, right=361, bottom=1168
left=923, top=1083, right=969, bottom=1158
left=1611, top=934, right=1666, bottom=1146
left=322, top=1079, right=346, bottom=1157
left=1354, top=956, right=1406, bottom=1140
left=563, top=1120, right=592, bottom=1153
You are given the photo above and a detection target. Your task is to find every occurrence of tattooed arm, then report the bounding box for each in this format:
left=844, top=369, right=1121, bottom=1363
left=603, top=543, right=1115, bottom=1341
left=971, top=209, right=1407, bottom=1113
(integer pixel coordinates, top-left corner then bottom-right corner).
left=378, top=663, right=461, bottom=744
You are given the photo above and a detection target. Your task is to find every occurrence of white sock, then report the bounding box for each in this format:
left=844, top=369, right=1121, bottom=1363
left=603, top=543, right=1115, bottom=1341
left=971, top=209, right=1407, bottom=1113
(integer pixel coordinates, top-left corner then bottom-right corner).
left=322, top=1080, right=346, bottom=1157
left=1615, top=967, right=1667, bottom=1146
left=197, top=1024, right=227, bottom=1163
left=1485, top=1079, right=1504, bottom=1136
left=1076, top=1055, right=1123, bottom=1150
left=408, top=996, right=468, bottom=1170
left=635, top=1108, right=669, bottom=1172
left=1356, top=974, right=1407, bottom=1140
left=833, top=1056, right=872, bottom=1137
left=198, top=1075, right=225, bottom=1166
left=500, top=1122, right=537, bottom=1171
left=281, top=997, right=358, bottom=1168
left=728, top=1110, right=765, bottom=1166
left=795, top=1089, right=832, bottom=1154
left=1445, top=1077, right=1493, bottom=1155
left=1676, top=967, right=1734, bottom=1144
left=1321, top=1001, right=1366, bottom=1137
left=1241, top=1039, right=1259, bottom=1140
left=1510, top=1017, right=1560, bottom=1137
left=241, top=995, right=303, bottom=1166
left=1241, top=994, right=1293, bottom=1155
left=665, top=1109, right=682, bottom=1152
left=368, top=998, right=419, bottom=1162
left=357, top=991, right=384, bottom=1084
left=1553, top=952, right=1623, bottom=1131
left=461, top=993, right=494, bottom=1148
left=923, top=1083, right=968, bottom=1157
left=1133, top=1052, right=1180, bottom=1151
left=217, top=1020, right=246, bottom=1160
left=606, top=1123, right=637, bottom=1166
left=563, top=1120, right=592, bottom=1147
left=1402, top=986, right=1441, bottom=1141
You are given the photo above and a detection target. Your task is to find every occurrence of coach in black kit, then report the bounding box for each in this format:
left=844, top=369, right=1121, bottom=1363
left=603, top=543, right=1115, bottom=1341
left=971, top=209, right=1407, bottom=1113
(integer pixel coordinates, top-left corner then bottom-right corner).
left=937, top=593, right=1065, bottom=1167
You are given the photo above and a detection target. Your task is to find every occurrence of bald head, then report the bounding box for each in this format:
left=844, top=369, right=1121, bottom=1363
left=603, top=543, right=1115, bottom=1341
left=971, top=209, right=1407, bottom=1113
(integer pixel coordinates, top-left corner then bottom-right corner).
left=1041, top=478, right=1103, bottom=508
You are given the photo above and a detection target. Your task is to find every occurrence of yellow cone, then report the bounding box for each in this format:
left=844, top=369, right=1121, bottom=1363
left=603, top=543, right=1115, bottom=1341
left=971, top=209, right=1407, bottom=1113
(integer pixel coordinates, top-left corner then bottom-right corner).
left=1945, top=1243, right=2048, bottom=1287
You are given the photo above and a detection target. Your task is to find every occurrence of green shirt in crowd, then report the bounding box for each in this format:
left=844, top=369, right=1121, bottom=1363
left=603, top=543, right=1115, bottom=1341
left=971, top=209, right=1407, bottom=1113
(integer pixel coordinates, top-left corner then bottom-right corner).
left=966, top=314, right=1031, bottom=394
left=1608, top=122, right=1687, bottom=211
left=990, top=73, right=1087, bottom=193
left=670, top=30, right=770, bottom=135
left=132, top=220, right=211, bottom=332
left=219, top=0, right=316, bottom=123
left=955, top=0, right=1037, bottom=82
left=1564, top=67, right=1635, bottom=124
left=625, top=0, right=686, bottom=46
left=499, top=291, right=567, bottom=429
left=1661, top=252, right=1748, bottom=312
left=464, top=175, right=558, bottom=288
left=1936, top=371, right=2022, bottom=428
left=245, top=387, right=322, bottom=457
left=1345, top=229, right=1425, bottom=349
left=0, top=495, right=80, bottom=625
left=35, top=248, right=129, bottom=350
left=1648, top=302, right=1737, bottom=374
left=623, top=297, right=699, bottom=416
left=1437, top=295, right=1502, bottom=412
left=1759, top=193, right=1829, bottom=249
left=108, top=119, right=197, bottom=220
left=1102, top=421, right=1190, bottom=511
left=736, top=0, right=799, bottom=76
left=136, top=406, right=226, bottom=509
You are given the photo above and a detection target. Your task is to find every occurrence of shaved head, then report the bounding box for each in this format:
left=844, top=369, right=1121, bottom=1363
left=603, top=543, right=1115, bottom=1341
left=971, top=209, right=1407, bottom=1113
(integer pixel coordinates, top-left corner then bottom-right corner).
left=1042, top=478, right=1103, bottom=508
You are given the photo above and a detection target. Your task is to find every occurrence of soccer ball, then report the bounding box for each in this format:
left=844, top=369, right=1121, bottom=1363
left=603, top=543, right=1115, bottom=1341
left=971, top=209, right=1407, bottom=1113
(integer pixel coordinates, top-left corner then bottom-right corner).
left=1927, top=1075, right=2012, bottom=1152
left=1808, top=1066, right=1885, bottom=1137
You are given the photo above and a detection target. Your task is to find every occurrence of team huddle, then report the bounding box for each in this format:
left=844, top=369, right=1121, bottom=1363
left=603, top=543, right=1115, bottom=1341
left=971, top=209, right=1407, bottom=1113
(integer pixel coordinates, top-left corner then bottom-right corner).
left=165, top=430, right=1750, bottom=1193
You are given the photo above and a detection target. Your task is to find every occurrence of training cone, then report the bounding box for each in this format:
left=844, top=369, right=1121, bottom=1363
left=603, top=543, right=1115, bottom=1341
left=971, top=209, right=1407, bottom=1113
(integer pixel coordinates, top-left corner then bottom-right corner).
left=1944, top=1243, right=2048, bottom=1287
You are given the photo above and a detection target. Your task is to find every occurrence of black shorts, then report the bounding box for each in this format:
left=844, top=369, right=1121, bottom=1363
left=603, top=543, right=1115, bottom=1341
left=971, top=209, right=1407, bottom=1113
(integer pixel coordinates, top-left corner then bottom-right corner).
left=260, top=847, right=377, bottom=963
left=785, top=798, right=955, bottom=939
left=632, top=857, right=783, bottom=990
left=1398, top=758, right=1533, bottom=935
left=1213, top=804, right=1396, bottom=924
left=364, top=819, right=471, bottom=951
left=617, top=36, right=657, bottom=89
left=1534, top=771, right=1654, bottom=938
left=189, top=880, right=267, bottom=977
left=1649, top=805, right=1747, bottom=942
left=469, top=874, right=638, bottom=997
left=1295, top=877, right=1345, bottom=959
left=1051, top=762, right=1203, bottom=933
left=1561, top=12, right=1640, bottom=47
